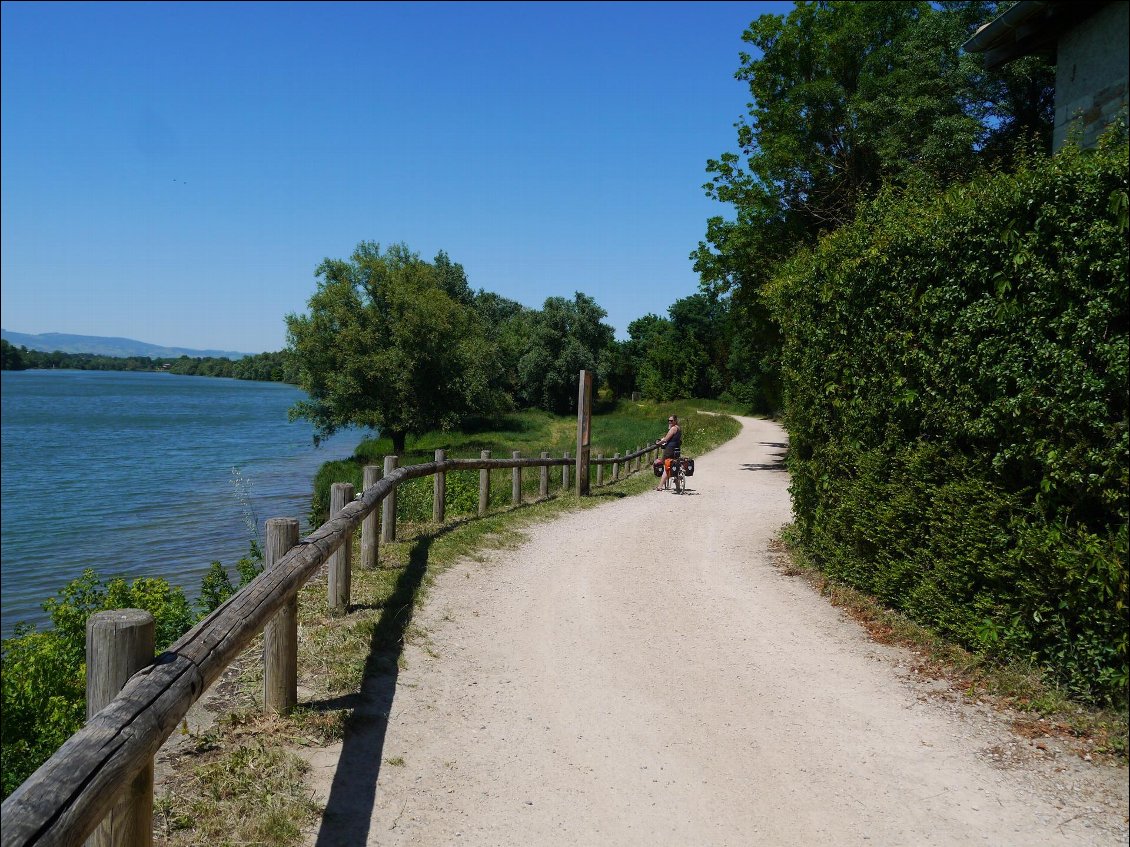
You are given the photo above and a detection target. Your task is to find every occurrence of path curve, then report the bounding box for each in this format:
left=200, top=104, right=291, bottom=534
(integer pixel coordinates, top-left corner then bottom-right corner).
left=303, top=416, right=1128, bottom=846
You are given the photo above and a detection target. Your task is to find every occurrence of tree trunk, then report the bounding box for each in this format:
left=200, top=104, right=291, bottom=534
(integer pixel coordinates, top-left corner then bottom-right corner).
left=391, top=430, right=406, bottom=453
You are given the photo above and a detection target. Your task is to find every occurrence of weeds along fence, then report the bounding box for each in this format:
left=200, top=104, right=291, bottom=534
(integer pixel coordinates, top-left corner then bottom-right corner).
left=0, top=443, right=661, bottom=847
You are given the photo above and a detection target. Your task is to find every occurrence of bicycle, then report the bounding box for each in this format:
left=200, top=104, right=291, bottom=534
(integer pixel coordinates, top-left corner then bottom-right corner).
left=653, top=447, right=695, bottom=494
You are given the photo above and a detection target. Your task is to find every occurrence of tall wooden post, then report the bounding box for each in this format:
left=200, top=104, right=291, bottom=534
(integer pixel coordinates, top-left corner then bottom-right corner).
left=433, top=449, right=446, bottom=523
left=264, top=517, right=299, bottom=714
left=381, top=456, right=398, bottom=543
left=361, top=465, right=380, bottom=570
left=329, top=482, right=354, bottom=615
left=479, top=450, right=491, bottom=516
left=539, top=452, right=549, bottom=499
left=562, top=451, right=570, bottom=492
left=86, top=609, right=154, bottom=847
left=576, top=370, right=592, bottom=495
left=613, top=453, right=620, bottom=481
left=512, top=451, right=522, bottom=505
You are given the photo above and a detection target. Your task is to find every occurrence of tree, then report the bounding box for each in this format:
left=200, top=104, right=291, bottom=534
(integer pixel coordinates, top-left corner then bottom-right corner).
left=0, top=340, right=27, bottom=370
left=693, top=1, right=1054, bottom=411
left=286, top=242, right=508, bottom=452
left=433, top=250, right=474, bottom=306
left=667, top=293, right=729, bottom=399
left=516, top=293, right=615, bottom=414
left=472, top=291, right=536, bottom=402
left=599, top=340, right=637, bottom=399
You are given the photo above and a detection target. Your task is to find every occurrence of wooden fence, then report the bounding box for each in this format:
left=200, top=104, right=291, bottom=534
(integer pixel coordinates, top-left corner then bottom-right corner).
left=0, top=443, right=660, bottom=847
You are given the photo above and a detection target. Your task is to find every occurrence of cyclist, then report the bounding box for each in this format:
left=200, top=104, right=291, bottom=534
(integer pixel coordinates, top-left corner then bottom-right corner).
left=656, top=414, right=682, bottom=490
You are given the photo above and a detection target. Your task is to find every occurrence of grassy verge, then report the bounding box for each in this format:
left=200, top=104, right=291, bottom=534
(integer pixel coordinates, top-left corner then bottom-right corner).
left=309, top=397, right=748, bottom=524
left=155, top=404, right=742, bottom=846
left=772, top=525, right=1129, bottom=765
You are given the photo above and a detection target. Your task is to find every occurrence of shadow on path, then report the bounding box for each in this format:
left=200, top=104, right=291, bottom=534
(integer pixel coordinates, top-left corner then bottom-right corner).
left=307, top=483, right=634, bottom=845
left=741, top=442, right=788, bottom=474
left=310, top=522, right=453, bottom=847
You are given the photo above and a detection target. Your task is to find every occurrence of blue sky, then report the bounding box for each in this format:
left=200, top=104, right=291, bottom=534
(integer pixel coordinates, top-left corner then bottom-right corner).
left=1, top=1, right=793, bottom=353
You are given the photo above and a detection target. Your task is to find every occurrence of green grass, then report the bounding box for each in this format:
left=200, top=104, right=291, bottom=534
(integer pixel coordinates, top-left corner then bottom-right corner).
left=157, top=739, right=320, bottom=846
left=310, top=398, right=744, bottom=524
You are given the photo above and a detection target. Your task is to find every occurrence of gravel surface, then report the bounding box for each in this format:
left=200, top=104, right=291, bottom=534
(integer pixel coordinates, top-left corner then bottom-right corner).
left=301, top=416, right=1129, bottom=847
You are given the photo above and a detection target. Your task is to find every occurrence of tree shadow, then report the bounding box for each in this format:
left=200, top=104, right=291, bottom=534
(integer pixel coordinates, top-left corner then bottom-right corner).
left=742, top=462, right=787, bottom=472
left=588, top=488, right=628, bottom=499
left=743, top=443, right=788, bottom=473
left=309, top=524, right=447, bottom=846
left=307, top=494, right=586, bottom=844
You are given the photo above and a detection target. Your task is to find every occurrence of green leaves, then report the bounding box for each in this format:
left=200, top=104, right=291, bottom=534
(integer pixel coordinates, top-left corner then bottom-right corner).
left=772, top=138, right=1129, bottom=704
left=2, top=568, right=205, bottom=796
left=286, top=243, right=510, bottom=451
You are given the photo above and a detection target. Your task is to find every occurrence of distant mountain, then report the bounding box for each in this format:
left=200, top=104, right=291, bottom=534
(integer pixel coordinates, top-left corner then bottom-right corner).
left=0, top=330, right=250, bottom=360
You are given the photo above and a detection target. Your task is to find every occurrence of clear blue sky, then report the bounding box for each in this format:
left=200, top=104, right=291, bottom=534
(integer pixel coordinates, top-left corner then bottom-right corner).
left=1, top=1, right=793, bottom=353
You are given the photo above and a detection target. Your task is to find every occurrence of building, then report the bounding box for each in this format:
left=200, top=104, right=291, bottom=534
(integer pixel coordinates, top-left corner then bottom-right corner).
left=963, top=0, right=1129, bottom=149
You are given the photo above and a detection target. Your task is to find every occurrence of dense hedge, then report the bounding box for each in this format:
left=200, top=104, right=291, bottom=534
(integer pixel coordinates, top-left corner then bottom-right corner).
left=767, top=137, right=1128, bottom=704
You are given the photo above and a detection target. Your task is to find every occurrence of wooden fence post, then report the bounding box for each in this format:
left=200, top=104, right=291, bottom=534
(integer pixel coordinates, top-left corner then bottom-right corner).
left=329, top=482, right=354, bottom=614
left=613, top=453, right=620, bottom=481
left=576, top=370, right=592, bottom=495
left=361, top=465, right=380, bottom=570
left=86, top=609, right=154, bottom=847
left=264, top=517, right=300, bottom=714
left=381, top=456, right=399, bottom=543
left=512, top=451, right=522, bottom=505
left=562, top=451, right=570, bottom=492
left=635, top=446, right=641, bottom=473
left=596, top=454, right=604, bottom=487
left=539, top=452, right=549, bottom=499
left=434, top=449, right=446, bottom=523
left=479, top=450, right=491, bottom=516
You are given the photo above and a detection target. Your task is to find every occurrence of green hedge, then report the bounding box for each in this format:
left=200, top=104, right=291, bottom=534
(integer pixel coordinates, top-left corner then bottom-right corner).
left=767, top=136, right=1128, bottom=704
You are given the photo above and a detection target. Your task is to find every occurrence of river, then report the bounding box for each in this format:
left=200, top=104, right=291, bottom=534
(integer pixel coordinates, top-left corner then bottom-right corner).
left=0, top=370, right=364, bottom=637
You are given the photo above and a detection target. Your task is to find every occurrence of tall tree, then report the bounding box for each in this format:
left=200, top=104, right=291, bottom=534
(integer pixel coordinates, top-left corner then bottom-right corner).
left=516, top=293, right=615, bottom=414
left=694, top=1, right=1054, bottom=411
left=285, top=242, right=507, bottom=452
left=472, top=290, right=535, bottom=402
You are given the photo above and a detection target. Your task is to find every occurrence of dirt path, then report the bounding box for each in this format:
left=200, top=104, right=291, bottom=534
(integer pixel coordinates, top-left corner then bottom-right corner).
left=302, top=417, right=1128, bottom=846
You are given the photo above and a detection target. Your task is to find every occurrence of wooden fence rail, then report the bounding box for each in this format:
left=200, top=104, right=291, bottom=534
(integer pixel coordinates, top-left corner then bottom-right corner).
left=1, top=443, right=660, bottom=847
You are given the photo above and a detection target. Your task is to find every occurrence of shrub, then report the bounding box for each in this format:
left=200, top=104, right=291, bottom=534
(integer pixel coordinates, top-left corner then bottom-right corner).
left=767, top=135, right=1128, bottom=703
left=3, top=567, right=213, bottom=796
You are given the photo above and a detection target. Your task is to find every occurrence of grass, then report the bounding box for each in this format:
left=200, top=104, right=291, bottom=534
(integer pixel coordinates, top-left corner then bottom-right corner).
left=154, top=402, right=743, bottom=845
left=771, top=526, right=1129, bottom=764
left=310, top=397, right=747, bottom=524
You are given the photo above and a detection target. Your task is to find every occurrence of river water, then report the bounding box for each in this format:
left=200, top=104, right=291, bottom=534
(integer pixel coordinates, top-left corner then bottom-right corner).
left=0, top=370, right=364, bottom=637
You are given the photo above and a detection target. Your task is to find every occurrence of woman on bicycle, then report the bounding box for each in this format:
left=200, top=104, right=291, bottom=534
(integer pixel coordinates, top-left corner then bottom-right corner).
left=656, top=414, right=682, bottom=490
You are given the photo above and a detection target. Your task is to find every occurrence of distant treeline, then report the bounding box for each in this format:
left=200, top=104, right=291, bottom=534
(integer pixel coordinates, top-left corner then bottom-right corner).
left=0, top=340, right=298, bottom=384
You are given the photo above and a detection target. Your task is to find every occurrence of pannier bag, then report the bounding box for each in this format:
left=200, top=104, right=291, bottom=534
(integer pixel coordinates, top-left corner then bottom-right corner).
left=654, top=457, right=695, bottom=477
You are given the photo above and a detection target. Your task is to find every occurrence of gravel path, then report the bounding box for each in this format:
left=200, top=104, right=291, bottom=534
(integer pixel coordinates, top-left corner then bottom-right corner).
left=302, top=416, right=1128, bottom=846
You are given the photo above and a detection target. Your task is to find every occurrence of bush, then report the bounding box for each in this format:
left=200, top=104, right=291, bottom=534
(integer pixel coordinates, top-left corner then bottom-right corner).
left=767, top=135, right=1128, bottom=703
left=1, top=563, right=233, bottom=797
